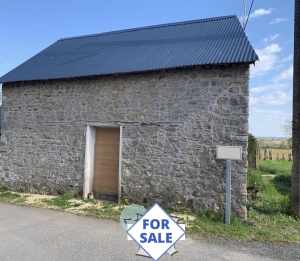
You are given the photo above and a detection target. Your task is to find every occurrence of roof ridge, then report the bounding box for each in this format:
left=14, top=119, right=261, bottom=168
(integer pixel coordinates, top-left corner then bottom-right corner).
left=59, top=15, right=237, bottom=41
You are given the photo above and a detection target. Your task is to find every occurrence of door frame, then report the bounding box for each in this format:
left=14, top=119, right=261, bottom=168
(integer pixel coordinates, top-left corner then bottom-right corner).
left=83, top=124, right=122, bottom=202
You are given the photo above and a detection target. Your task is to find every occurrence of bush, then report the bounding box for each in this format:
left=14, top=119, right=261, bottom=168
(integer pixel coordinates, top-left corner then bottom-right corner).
left=248, top=133, right=258, bottom=169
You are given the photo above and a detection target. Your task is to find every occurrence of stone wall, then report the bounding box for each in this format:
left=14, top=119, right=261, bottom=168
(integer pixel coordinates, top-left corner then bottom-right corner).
left=0, top=64, right=250, bottom=217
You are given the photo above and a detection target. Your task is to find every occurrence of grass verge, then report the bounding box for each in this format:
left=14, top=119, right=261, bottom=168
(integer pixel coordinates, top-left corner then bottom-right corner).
left=0, top=160, right=299, bottom=244
left=0, top=189, right=21, bottom=202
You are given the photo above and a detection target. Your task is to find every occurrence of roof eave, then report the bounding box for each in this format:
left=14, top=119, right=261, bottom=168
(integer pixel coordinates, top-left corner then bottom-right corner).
left=0, top=61, right=256, bottom=84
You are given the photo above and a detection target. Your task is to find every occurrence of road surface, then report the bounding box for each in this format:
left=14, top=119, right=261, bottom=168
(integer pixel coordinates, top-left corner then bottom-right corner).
left=0, top=203, right=298, bottom=261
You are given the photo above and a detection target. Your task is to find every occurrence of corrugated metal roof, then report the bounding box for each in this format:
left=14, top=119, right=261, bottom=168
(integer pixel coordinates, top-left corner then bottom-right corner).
left=0, top=15, right=258, bottom=83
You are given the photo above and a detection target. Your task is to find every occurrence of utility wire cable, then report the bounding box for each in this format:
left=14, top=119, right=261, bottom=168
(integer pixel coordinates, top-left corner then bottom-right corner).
left=244, top=0, right=254, bottom=30
left=238, top=0, right=245, bottom=23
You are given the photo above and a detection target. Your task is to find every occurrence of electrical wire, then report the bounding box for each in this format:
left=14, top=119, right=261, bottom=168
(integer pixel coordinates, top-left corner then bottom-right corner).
left=238, top=0, right=244, bottom=22
left=244, top=0, right=255, bottom=30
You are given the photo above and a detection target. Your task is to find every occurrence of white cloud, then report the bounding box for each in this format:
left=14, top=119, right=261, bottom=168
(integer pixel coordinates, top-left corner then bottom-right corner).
left=251, top=44, right=282, bottom=77
left=281, top=54, right=293, bottom=63
left=250, top=66, right=293, bottom=93
left=259, top=43, right=282, bottom=55
left=250, top=90, right=292, bottom=105
left=249, top=107, right=292, bottom=137
left=270, top=18, right=288, bottom=25
left=270, top=34, right=280, bottom=41
left=272, top=66, right=293, bottom=83
left=262, top=34, right=280, bottom=43
left=252, top=108, right=291, bottom=118
left=250, top=83, right=289, bottom=93
left=249, top=8, right=274, bottom=19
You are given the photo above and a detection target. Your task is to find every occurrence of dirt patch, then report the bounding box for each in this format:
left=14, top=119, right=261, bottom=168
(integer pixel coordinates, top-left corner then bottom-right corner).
left=68, top=199, right=99, bottom=209
left=173, top=214, right=196, bottom=221
left=23, top=193, right=56, bottom=204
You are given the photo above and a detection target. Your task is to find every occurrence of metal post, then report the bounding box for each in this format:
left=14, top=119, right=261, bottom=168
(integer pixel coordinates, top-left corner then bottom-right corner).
left=225, top=159, right=232, bottom=224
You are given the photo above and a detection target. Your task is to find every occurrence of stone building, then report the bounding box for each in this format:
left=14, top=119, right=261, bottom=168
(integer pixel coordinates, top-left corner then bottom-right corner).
left=0, top=106, right=2, bottom=134
left=0, top=15, right=258, bottom=217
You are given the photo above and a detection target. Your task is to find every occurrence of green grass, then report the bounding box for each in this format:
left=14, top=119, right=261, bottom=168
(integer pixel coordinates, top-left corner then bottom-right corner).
left=258, top=159, right=292, bottom=187
left=81, top=202, right=124, bottom=219
left=166, top=206, right=300, bottom=243
left=13, top=197, right=28, bottom=204
left=259, top=159, right=292, bottom=175
left=42, top=191, right=75, bottom=209
left=247, top=168, right=291, bottom=215
left=248, top=160, right=291, bottom=216
left=0, top=189, right=21, bottom=202
left=241, top=160, right=299, bottom=242
left=274, top=174, right=291, bottom=186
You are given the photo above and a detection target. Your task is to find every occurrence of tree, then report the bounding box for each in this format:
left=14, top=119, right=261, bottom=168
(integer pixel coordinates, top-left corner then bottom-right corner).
left=282, top=118, right=292, bottom=137
left=258, top=138, right=265, bottom=148
left=282, top=118, right=292, bottom=149
left=280, top=140, right=288, bottom=149
left=288, top=137, right=292, bottom=149
left=248, top=133, right=258, bottom=169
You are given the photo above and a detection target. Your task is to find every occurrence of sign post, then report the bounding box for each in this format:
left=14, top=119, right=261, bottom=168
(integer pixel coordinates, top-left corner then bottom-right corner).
left=225, top=159, right=232, bottom=224
left=216, top=146, right=242, bottom=224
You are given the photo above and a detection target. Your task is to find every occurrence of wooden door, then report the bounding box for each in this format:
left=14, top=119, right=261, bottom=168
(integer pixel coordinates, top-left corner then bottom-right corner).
left=93, top=127, right=119, bottom=201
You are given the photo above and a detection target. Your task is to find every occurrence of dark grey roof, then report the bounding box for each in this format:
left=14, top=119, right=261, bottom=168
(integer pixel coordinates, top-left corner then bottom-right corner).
left=0, top=15, right=258, bottom=83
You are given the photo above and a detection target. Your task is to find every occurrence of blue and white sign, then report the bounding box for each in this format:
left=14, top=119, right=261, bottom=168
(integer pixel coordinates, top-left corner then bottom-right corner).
left=126, top=202, right=186, bottom=261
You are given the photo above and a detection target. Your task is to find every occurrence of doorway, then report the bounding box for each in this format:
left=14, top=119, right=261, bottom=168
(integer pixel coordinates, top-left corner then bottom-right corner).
left=93, top=127, right=120, bottom=201
left=83, top=125, right=122, bottom=202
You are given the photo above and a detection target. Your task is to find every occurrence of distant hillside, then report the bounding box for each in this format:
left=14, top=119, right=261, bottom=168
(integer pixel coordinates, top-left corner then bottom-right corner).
left=256, top=137, right=289, bottom=140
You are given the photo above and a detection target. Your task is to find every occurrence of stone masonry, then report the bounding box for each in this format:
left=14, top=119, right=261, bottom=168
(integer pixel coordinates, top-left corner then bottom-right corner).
left=0, top=64, right=250, bottom=217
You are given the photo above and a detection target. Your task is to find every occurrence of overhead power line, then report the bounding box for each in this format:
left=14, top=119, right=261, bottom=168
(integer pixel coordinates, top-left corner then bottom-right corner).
left=244, top=0, right=255, bottom=30
left=243, top=0, right=248, bottom=30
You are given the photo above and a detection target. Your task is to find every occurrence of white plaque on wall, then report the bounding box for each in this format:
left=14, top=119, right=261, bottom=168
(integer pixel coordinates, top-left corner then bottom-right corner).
left=216, top=146, right=242, bottom=160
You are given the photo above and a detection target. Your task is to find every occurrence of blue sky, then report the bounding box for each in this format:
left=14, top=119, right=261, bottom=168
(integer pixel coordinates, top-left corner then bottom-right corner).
left=0, top=0, right=294, bottom=137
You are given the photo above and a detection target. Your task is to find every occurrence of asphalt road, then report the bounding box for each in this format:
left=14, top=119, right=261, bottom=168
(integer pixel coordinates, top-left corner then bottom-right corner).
left=0, top=203, right=298, bottom=261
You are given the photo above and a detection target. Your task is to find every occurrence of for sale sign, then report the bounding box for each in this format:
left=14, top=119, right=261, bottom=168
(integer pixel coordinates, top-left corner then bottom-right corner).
left=126, top=202, right=186, bottom=261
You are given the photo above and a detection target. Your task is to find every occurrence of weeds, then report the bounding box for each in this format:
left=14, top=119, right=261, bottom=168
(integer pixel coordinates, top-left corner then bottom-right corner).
left=81, top=202, right=123, bottom=219
left=42, top=191, right=75, bottom=209
left=0, top=190, right=20, bottom=202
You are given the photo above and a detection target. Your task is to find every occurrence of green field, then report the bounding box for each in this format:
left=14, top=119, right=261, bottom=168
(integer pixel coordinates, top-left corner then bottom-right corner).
left=258, top=159, right=292, bottom=186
